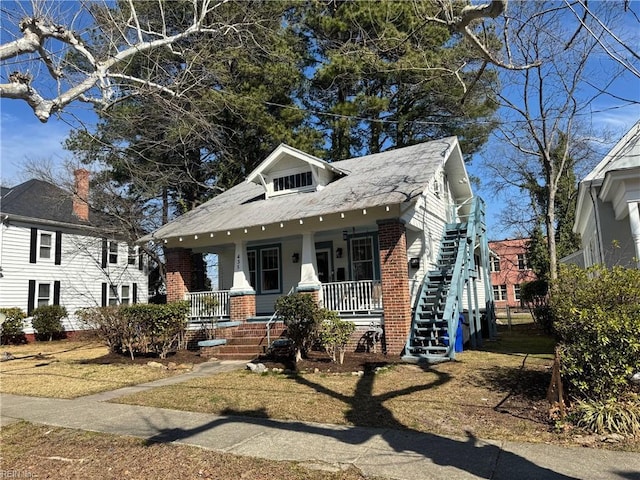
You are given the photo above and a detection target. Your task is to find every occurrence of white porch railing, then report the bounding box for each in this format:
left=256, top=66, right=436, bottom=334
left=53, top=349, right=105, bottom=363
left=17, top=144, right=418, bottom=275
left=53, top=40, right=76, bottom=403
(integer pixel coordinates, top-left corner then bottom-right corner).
left=321, top=280, right=383, bottom=314
left=186, top=290, right=230, bottom=319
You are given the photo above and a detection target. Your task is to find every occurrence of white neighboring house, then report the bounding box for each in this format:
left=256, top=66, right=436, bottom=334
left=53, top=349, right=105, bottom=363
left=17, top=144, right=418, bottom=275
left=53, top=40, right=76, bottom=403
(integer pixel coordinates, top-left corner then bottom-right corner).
left=0, top=170, right=148, bottom=339
left=566, top=121, right=640, bottom=269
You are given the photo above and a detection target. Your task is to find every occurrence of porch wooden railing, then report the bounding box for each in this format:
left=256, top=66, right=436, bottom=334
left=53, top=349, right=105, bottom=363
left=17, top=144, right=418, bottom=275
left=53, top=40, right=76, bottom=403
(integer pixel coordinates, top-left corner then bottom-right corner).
left=321, top=280, right=383, bottom=314
left=186, top=290, right=230, bottom=319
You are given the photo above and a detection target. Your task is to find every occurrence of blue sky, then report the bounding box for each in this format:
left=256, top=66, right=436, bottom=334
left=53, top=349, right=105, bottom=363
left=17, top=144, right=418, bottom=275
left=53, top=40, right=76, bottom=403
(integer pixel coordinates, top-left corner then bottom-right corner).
left=1, top=1, right=639, bottom=240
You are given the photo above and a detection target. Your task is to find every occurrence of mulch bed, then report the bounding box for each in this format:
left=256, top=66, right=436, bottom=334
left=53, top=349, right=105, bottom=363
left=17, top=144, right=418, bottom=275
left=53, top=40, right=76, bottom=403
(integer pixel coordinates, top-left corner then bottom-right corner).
left=255, top=349, right=400, bottom=374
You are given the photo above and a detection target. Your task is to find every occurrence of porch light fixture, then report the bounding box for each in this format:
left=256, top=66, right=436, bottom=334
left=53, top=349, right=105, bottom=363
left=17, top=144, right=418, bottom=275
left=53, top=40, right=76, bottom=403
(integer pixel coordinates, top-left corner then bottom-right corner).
left=299, top=219, right=304, bottom=224
left=319, top=216, right=323, bottom=222
left=409, top=257, right=420, bottom=269
left=227, top=231, right=231, bottom=236
left=179, top=237, right=183, bottom=242
left=292, top=253, right=300, bottom=263
left=280, top=222, right=284, bottom=228
left=362, top=209, right=367, bottom=215
left=336, top=248, right=343, bottom=258
left=194, top=235, right=198, bottom=240
left=340, top=213, right=345, bottom=218
left=210, top=233, right=214, bottom=237
left=261, top=226, right=265, bottom=231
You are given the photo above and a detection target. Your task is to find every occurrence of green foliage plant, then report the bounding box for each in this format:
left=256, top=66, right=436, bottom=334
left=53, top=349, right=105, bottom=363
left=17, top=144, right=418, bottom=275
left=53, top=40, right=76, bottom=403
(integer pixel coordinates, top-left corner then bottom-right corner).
left=77, top=306, right=125, bottom=354
left=78, top=302, right=189, bottom=359
left=551, top=264, right=640, bottom=402
left=572, top=396, right=640, bottom=436
left=319, top=311, right=356, bottom=365
left=0, top=307, right=27, bottom=344
left=31, top=305, right=67, bottom=341
left=520, top=279, right=553, bottom=333
left=275, top=293, right=323, bottom=362
left=123, top=302, right=189, bottom=359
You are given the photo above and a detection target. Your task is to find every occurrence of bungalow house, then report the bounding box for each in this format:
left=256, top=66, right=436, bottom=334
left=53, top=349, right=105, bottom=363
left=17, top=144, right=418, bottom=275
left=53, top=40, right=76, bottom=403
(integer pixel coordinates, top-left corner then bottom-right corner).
left=143, top=138, right=496, bottom=362
left=566, top=121, right=640, bottom=268
left=0, top=170, right=148, bottom=339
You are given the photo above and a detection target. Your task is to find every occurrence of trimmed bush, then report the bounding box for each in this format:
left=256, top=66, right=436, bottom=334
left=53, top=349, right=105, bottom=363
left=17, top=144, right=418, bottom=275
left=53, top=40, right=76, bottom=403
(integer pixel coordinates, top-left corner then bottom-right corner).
left=275, top=293, right=323, bottom=362
left=31, top=305, right=67, bottom=341
left=123, top=302, right=189, bottom=359
left=319, top=312, right=355, bottom=364
left=0, top=307, right=27, bottom=344
left=78, top=301, right=189, bottom=359
left=551, top=264, right=640, bottom=401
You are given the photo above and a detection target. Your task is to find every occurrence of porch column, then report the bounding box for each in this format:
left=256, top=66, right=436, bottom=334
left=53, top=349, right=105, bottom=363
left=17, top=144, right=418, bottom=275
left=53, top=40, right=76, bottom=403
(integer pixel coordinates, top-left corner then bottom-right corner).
left=229, top=240, right=256, bottom=321
left=297, top=232, right=321, bottom=297
left=165, top=248, right=193, bottom=302
left=377, top=219, right=411, bottom=356
left=628, top=201, right=640, bottom=268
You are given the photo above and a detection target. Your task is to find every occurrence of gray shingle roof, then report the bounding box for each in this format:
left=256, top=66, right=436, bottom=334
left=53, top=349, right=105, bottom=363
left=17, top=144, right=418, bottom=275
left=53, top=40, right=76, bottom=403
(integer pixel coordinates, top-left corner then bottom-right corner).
left=0, top=179, right=114, bottom=230
left=148, top=138, right=459, bottom=241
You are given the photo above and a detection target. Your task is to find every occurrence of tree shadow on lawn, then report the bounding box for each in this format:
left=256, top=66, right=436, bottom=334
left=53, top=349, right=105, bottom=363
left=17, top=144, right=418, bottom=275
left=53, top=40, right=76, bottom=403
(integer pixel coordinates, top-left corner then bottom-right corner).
left=144, top=362, right=579, bottom=480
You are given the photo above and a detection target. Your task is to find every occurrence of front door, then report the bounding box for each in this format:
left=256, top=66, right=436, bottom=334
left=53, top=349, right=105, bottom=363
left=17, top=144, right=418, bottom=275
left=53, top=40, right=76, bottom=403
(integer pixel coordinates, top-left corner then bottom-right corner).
left=316, top=249, right=332, bottom=283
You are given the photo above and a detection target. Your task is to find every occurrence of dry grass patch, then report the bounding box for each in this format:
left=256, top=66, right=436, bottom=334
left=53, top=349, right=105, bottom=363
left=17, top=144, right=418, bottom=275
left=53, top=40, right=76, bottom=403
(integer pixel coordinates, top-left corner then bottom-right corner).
left=1, top=422, right=378, bottom=480
left=116, top=328, right=560, bottom=445
left=0, top=341, right=177, bottom=398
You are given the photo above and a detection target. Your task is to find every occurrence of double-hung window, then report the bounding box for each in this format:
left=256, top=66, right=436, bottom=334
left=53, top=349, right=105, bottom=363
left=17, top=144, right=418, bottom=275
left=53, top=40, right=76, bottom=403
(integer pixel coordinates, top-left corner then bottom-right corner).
left=109, top=241, right=118, bottom=264
left=247, top=245, right=281, bottom=294
left=351, top=236, right=375, bottom=281
left=128, top=245, right=137, bottom=265
left=37, top=282, right=51, bottom=307
left=39, top=232, right=52, bottom=260
left=490, top=257, right=500, bottom=272
left=517, top=253, right=528, bottom=270
left=492, top=284, right=507, bottom=301
left=514, top=284, right=522, bottom=302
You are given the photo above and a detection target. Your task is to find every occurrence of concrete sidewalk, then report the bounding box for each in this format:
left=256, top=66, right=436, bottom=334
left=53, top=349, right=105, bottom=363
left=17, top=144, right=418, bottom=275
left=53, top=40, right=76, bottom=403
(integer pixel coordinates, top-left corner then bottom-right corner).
left=1, top=362, right=638, bottom=480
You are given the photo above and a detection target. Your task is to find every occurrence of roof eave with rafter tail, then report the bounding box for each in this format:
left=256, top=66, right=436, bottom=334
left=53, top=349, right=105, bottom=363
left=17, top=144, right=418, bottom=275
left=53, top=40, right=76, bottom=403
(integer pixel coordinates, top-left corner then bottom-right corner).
left=141, top=137, right=468, bottom=244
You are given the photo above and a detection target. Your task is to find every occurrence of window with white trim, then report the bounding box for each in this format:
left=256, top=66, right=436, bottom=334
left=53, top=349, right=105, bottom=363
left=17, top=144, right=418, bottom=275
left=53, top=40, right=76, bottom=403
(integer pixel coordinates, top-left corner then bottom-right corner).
left=492, top=284, right=507, bottom=301
left=121, top=285, right=131, bottom=305
left=128, top=245, right=137, bottom=265
left=39, top=232, right=52, bottom=260
left=490, top=257, right=500, bottom=272
left=351, top=236, right=375, bottom=281
left=273, top=171, right=313, bottom=192
left=108, top=241, right=118, bottom=264
left=517, top=253, right=528, bottom=270
left=261, top=247, right=280, bottom=293
left=247, top=245, right=281, bottom=294
left=37, top=282, right=52, bottom=307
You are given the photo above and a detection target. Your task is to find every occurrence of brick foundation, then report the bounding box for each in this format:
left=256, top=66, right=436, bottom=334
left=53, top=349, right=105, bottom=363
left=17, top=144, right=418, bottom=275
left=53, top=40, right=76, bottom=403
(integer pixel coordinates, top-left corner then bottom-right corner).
left=229, top=294, right=256, bottom=321
left=165, top=248, right=193, bottom=302
left=377, top=219, right=411, bottom=356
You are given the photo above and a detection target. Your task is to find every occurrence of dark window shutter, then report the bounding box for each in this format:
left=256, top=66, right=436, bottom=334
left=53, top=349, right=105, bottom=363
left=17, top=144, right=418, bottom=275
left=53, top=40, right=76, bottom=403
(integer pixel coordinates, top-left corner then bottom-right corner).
left=30, top=228, right=37, bottom=263
left=101, top=238, right=107, bottom=269
left=138, top=249, right=143, bottom=271
left=133, top=283, right=138, bottom=304
left=27, top=280, right=36, bottom=315
left=101, top=283, right=107, bottom=307
left=53, top=281, right=61, bottom=305
left=54, top=231, right=62, bottom=265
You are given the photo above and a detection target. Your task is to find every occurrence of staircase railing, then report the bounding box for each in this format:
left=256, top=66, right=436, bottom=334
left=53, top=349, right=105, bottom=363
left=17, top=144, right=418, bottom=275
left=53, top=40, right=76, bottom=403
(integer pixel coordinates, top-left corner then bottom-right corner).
left=266, top=286, right=295, bottom=348
left=404, top=196, right=488, bottom=362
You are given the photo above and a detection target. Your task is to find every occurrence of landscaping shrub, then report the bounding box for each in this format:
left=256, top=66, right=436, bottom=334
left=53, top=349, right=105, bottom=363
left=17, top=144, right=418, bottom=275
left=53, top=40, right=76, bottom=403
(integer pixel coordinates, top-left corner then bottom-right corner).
left=275, top=293, right=323, bottom=362
left=78, top=301, right=189, bottom=359
left=319, top=312, right=355, bottom=364
left=123, top=302, right=189, bottom=359
left=521, top=279, right=553, bottom=333
left=551, top=264, right=640, bottom=402
left=31, top=305, right=67, bottom=341
left=572, top=395, right=640, bottom=436
left=0, top=307, right=26, bottom=344
left=77, top=306, right=125, bottom=353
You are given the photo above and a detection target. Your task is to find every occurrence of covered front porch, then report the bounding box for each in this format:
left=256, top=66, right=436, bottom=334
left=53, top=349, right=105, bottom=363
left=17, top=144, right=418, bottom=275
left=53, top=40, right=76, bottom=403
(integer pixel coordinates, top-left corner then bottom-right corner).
left=165, top=215, right=414, bottom=355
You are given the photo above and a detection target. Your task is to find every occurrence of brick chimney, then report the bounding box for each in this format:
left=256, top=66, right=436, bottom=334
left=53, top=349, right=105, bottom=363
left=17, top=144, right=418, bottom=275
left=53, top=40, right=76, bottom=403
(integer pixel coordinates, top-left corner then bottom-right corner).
left=73, top=168, right=89, bottom=221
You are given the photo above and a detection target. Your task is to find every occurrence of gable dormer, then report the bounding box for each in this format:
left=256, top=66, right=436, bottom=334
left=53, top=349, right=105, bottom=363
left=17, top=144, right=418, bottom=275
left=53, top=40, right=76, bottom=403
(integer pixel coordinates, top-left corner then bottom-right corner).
left=246, top=144, right=346, bottom=199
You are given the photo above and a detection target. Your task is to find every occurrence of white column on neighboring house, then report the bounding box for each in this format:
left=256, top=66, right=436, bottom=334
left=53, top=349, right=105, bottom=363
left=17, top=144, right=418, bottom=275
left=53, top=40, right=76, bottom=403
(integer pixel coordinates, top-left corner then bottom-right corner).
left=628, top=201, right=640, bottom=268
left=231, top=240, right=254, bottom=293
left=297, top=232, right=321, bottom=291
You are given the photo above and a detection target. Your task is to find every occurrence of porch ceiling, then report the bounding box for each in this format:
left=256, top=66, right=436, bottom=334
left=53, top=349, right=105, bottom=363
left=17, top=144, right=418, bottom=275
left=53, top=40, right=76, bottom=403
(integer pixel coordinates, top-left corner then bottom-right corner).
left=143, top=138, right=461, bottom=244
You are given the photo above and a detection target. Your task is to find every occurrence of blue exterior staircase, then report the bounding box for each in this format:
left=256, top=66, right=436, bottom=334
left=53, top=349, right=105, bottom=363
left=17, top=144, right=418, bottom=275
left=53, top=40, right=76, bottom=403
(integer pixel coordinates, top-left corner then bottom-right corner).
left=403, top=197, right=495, bottom=363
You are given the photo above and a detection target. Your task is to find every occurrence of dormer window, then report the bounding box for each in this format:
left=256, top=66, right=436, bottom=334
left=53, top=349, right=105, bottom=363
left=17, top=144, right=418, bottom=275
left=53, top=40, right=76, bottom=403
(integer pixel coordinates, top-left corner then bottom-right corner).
left=246, top=144, right=347, bottom=199
left=273, top=171, right=314, bottom=194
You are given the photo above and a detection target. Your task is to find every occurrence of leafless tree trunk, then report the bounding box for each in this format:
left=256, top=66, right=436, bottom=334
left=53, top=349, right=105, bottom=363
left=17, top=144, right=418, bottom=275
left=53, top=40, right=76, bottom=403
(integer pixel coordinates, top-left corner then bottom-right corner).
left=484, top=0, right=637, bottom=281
